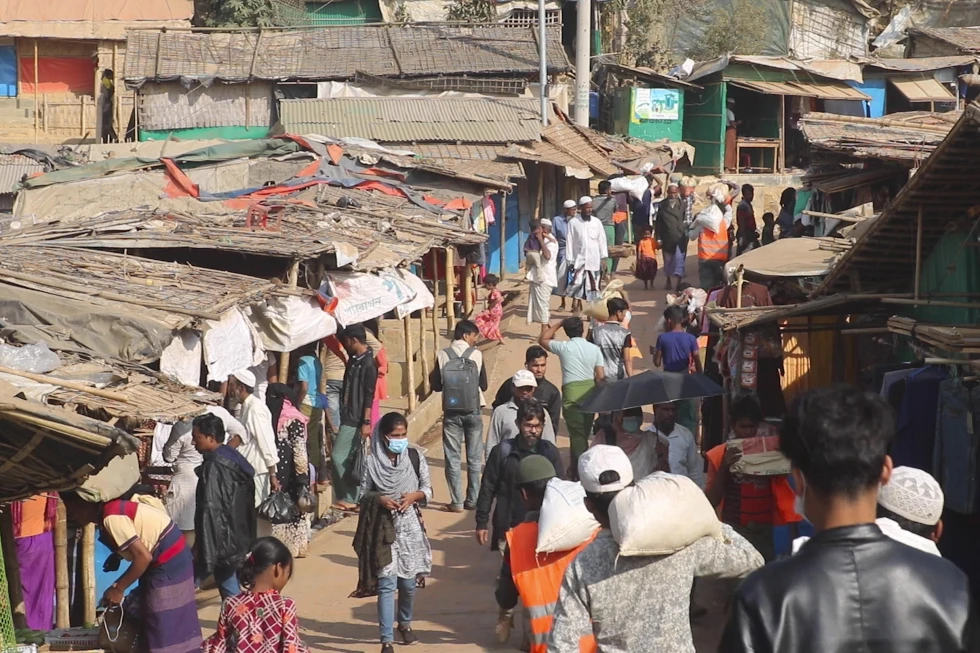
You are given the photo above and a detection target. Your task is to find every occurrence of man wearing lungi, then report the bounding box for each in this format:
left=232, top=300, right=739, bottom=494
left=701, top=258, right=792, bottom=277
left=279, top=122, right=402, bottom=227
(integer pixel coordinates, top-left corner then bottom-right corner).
left=565, top=196, right=608, bottom=313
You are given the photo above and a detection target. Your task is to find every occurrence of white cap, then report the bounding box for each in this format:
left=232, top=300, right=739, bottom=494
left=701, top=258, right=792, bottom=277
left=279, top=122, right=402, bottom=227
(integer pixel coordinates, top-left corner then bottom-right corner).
left=578, top=445, right=634, bottom=493
left=540, top=218, right=552, bottom=227
left=579, top=196, right=593, bottom=206
left=512, top=369, right=537, bottom=388
left=563, top=199, right=577, bottom=209
left=231, top=368, right=256, bottom=387
left=878, top=466, right=944, bottom=526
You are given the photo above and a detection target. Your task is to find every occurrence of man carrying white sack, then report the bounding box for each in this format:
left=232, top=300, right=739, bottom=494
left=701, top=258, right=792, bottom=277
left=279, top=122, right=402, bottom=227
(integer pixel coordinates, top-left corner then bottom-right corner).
left=495, top=455, right=598, bottom=652
left=549, top=446, right=764, bottom=653
left=792, top=466, right=945, bottom=557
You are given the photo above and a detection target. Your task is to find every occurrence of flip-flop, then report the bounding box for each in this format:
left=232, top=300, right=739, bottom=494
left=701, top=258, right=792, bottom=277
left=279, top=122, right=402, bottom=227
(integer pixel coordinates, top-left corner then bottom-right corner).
left=330, top=503, right=358, bottom=513
left=440, top=504, right=464, bottom=513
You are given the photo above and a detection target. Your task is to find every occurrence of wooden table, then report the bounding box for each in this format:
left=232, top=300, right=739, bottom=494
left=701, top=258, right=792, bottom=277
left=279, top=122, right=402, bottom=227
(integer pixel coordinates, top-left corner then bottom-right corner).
left=735, top=138, right=781, bottom=173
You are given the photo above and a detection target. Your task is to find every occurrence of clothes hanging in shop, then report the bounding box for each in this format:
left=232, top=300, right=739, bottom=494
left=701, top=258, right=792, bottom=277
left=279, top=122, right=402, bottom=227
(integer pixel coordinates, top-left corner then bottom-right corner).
left=934, top=376, right=980, bottom=515
left=892, top=365, right=947, bottom=471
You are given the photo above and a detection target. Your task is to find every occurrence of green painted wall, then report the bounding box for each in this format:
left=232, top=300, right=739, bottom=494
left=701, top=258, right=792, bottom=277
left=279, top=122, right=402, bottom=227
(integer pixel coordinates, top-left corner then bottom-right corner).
left=913, top=231, right=980, bottom=325
left=305, top=0, right=381, bottom=25
left=140, top=126, right=272, bottom=142
left=611, top=87, right=684, bottom=142
left=682, top=77, right=726, bottom=175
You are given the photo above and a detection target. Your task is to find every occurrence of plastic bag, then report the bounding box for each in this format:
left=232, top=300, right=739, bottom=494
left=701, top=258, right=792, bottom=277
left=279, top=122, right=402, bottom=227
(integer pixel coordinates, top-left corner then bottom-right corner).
left=610, top=175, right=649, bottom=200
left=0, top=342, right=61, bottom=373
left=257, top=491, right=300, bottom=525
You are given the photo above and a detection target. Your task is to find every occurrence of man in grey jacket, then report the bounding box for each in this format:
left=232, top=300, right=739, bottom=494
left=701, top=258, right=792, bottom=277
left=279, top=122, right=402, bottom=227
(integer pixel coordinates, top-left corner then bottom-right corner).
left=549, top=446, right=764, bottom=653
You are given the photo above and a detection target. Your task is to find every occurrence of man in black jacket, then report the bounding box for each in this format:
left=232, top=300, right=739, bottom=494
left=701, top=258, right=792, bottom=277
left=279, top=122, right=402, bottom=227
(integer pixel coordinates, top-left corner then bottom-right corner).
left=491, top=345, right=561, bottom=427
left=721, top=385, right=978, bottom=653
left=475, top=399, right=563, bottom=552
left=192, top=412, right=256, bottom=600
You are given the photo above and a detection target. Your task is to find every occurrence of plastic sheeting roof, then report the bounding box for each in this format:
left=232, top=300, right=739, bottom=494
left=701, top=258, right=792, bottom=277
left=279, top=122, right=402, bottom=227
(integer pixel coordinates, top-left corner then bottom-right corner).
left=725, top=237, right=851, bottom=278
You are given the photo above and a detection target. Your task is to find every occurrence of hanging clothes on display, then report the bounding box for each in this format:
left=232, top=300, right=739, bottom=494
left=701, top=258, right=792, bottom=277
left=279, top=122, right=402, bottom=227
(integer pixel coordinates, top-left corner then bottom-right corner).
left=892, top=365, right=947, bottom=471
left=934, top=376, right=980, bottom=515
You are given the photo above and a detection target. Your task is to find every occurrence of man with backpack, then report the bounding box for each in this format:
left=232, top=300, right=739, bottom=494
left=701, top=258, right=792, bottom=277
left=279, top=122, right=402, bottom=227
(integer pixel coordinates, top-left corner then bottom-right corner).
left=432, top=320, right=488, bottom=513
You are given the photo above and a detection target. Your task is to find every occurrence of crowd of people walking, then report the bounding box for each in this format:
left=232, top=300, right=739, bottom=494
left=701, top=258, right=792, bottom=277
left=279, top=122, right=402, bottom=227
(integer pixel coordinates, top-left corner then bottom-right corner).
left=53, top=174, right=979, bottom=653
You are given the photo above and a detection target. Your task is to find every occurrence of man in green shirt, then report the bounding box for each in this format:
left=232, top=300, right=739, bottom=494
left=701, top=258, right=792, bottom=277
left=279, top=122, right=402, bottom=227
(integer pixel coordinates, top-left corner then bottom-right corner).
left=539, top=316, right=605, bottom=478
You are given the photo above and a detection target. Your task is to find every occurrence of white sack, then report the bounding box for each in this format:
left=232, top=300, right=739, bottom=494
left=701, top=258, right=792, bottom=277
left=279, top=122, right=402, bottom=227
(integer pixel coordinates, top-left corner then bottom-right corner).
left=203, top=308, right=264, bottom=384
left=610, top=472, right=722, bottom=556
left=160, top=330, right=202, bottom=387
left=247, top=295, right=338, bottom=352
left=536, top=478, right=600, bottom=554
left=610, top=175, right=649, bottom=200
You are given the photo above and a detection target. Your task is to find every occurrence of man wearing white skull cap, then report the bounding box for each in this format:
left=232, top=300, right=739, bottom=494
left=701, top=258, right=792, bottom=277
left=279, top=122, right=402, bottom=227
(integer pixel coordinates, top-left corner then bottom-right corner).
left=228, top=369, right=280, bottom=525
left=565, top=196, right=608, bottom=310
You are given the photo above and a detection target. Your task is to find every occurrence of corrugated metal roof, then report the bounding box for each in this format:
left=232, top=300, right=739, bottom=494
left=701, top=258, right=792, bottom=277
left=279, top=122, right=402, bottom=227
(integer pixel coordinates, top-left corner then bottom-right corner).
left=0, top=155, right=44, bottom=194
left=729, top=79, right=870, bottom=100
left=888, top=76, right=955, bottom=102
left=279, top=97, right=544, bottom=143
left=123, top=24, right=571, bottom=84
left=909, top=27, right=980, bottom=54
left=862, top=55, right=978, bottom=72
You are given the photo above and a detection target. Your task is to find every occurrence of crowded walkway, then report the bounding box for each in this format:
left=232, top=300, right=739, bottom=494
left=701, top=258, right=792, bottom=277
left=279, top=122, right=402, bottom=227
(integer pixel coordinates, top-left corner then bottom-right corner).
left=194, top=256, right=734, bottom=651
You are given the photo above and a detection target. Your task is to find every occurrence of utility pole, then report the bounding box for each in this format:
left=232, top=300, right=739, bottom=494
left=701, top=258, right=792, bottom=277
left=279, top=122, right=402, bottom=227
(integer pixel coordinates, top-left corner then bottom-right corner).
left=574, top=0, right=591, bottom=126
left=538, top=0, right=548, bottom=126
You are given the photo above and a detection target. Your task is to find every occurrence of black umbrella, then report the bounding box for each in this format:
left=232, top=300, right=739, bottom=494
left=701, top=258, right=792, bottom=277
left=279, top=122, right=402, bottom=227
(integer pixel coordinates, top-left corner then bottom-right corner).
left=577, top=370, right=724, bottom=413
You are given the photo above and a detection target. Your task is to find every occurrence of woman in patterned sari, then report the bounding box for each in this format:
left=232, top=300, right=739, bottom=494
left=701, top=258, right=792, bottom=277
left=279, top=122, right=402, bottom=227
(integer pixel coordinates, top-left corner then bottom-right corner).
left=266, top=383, right=311, bottom=558
left=61, top=489, right=202, bottom=653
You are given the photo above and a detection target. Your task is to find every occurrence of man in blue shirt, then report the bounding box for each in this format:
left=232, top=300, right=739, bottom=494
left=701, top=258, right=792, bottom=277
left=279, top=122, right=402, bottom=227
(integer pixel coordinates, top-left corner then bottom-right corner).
left=552, top=199, right=575, bottom=312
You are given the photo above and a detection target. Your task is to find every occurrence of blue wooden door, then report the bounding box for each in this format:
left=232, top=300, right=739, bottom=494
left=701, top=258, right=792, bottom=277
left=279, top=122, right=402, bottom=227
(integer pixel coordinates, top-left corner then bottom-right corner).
left=0, top=46, right=16, bottom=97
left=487, top=192, right=521, bottom=276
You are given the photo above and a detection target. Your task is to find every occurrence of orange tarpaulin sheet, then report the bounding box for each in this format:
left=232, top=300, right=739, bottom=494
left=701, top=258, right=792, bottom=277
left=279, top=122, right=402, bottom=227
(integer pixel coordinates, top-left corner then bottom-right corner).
left=161, top=158, right=199, bottom=199
left=19, top=57, right=95, bottom=94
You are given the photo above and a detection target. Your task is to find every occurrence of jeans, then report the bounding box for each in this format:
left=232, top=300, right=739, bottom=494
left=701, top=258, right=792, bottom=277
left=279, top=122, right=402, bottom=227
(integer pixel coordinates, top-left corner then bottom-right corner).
left=443, top=409, right=484, bottom=508
left=377, top=575, right=416, bottom=643
left=324, top=379, right=343, bottom=434
left=935, top=377, right=980, bottom=514
left=213, top=564, right=240, bottom=600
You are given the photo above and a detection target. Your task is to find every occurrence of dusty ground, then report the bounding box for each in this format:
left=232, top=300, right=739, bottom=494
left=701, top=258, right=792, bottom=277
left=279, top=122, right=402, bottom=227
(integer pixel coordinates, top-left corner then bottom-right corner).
left=197, top=251, right=731, bottom=652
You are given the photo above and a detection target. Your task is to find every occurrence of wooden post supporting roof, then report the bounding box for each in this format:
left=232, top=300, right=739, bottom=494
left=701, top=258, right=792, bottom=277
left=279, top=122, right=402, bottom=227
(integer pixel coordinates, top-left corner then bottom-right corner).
left=914, top=204, right=924, bottom=300
left=54, top=499, right=69, bottom=628
left=278, top=259, right=301, bottom=381
left=404, top=315, right=416, bottom=413
left=445, top=247, right=456, bottom=333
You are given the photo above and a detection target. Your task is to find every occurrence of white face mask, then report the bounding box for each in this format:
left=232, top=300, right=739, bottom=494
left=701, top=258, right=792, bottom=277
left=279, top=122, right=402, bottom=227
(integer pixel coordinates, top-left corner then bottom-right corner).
left=624, top=310, right=632, bottom=325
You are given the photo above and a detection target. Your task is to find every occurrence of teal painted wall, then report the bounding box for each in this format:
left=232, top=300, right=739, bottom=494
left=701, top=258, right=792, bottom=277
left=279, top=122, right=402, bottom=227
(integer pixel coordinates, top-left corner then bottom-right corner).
left=612, top=86, right=684, bottom=142
left=913, top=231, right=980, bottom=325
left=140, top=126, right=272, bottom=141
left=305, top=0, right=381, bottom=24
left=682, top=77, right=726, bottom=175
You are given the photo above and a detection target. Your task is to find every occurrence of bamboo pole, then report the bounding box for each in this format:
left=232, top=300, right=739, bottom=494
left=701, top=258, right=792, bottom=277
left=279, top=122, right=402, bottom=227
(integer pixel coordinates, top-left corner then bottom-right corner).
left=499, top=192, right=508, bottom=279
left=112, top=42, right=119, bottom=141
left=533, top=166, right=544, bottom=222
left=419, top=308, right=430, bottom=397
left=80, top=95, right=86, bottom=137
left=430, top=251, right=441, bottom=347
left=881, top=297, right=980, bottom=309
left=0, top=365, right=132, bottom=402
left=445, top=247, right=456, bottom=333
left=914, top=204, right=924, bottom=300
left=463, top=262, right=473, bottom=317
left=82, top=523, right=96, bottom=625
left=801, top=210, right=875, bottom=223
left=278, top=260, right=301, bottom=382
left=54, top=499, right=69, bottom=628
left=0, top=510, right=27, bottom=629
left=404, top=316, right=416, bottom=413
left=33, top=40, right=38, bottom=144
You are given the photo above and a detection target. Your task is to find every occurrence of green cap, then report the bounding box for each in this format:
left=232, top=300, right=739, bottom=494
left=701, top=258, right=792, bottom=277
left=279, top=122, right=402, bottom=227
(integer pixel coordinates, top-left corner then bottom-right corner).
left=518, top=454, right=557, bottom=485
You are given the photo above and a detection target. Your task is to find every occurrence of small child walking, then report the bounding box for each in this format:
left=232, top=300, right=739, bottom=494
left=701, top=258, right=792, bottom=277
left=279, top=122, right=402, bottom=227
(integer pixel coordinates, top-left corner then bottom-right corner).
left=653, top=304, right=702, bottom=374
left=474, top=274, right=505, bottom=342
left=761, top=212, right=776, bottom=246
left=203, top=537, right=308, bottom=653
left=634, top=224, right=659, bottom=290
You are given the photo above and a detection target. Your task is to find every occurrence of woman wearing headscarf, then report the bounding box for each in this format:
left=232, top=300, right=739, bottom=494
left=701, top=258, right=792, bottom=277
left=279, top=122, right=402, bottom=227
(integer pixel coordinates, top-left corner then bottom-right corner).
left=266, top=383, right=311, bottom=558
left=358, top=412, right=432, bottom=652
left=591, top=408, right=669, bottom=481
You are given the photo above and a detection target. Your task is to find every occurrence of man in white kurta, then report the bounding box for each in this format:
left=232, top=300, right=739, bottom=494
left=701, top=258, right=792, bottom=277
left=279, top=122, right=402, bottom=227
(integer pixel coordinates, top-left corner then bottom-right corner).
left=229, top=369, right=279, bottom=536
left=565, top=196, right=608, bottom=310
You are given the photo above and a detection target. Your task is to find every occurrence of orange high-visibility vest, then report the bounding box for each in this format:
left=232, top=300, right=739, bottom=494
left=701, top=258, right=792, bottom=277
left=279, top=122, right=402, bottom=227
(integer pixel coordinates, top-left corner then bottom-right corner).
left=506, top=522, right=598, bottom=653
left=698, top=225, right=729, bottom=261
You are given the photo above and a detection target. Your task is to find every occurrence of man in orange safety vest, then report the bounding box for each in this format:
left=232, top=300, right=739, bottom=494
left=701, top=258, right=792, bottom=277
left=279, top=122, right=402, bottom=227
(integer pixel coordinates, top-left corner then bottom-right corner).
left=688, top=182, right=736, bottom=290
left=495, top=455, right=597, bottom=653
